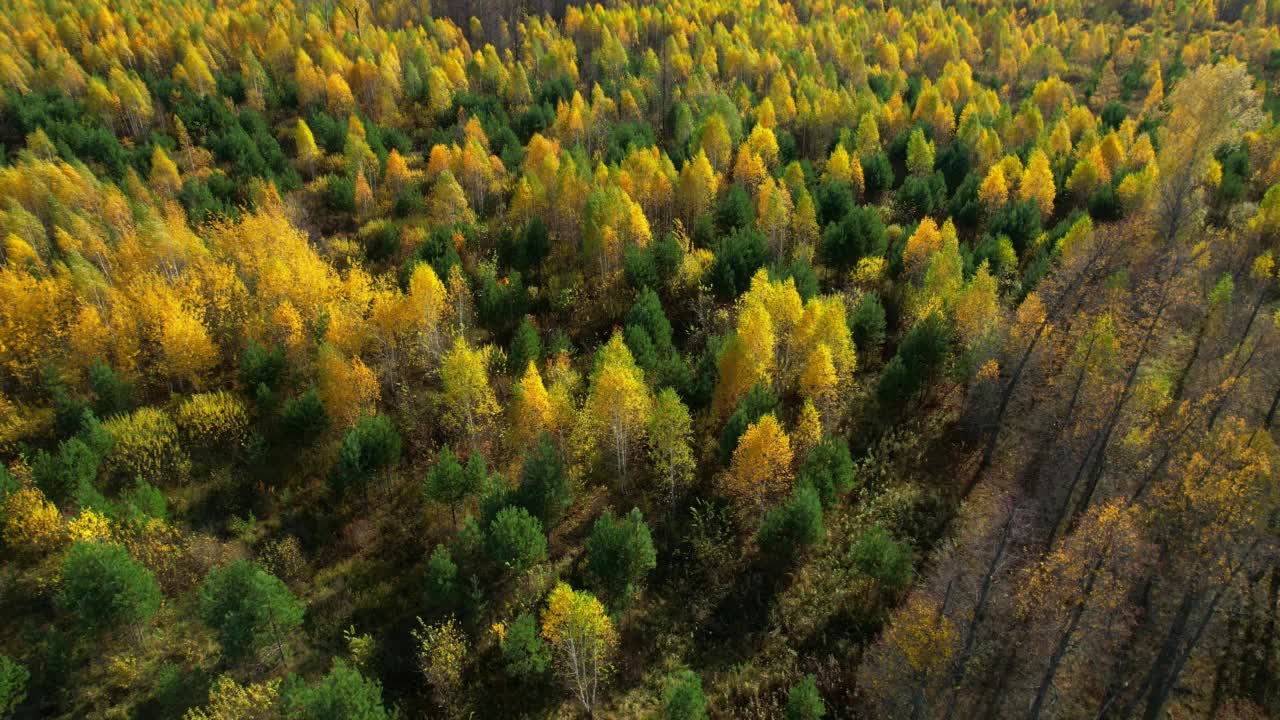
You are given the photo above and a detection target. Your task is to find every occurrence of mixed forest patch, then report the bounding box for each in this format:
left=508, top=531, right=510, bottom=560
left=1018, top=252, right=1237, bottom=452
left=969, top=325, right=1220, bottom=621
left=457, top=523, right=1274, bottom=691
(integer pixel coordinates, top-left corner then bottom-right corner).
left=0, top=0, right=1279, bottom=717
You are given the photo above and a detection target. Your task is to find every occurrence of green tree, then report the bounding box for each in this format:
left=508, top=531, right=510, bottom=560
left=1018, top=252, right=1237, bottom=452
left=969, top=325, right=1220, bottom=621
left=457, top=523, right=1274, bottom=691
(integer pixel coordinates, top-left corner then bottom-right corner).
left=759, top=483, right=824, bottom=558
left=422, top=447, right=480, bottom=527
left=585, top=508, right=657, bottom=605
left=509, top=317, right=541, bottom=375
left=820, top=205, right=886, bottom=269
left=499, top=612, right=550, bottom=678
left=512, top=435, right=572, bottom=527
left=58, top=541, right=162, bottom=631
left=424, top=545, right=459, bottom=611
left=282, top=659, right=389, bottom=720
left=786, top=674, right=826, bottom=720
left=797, top=436, right=856, bottom=508
left=851, top=525, right=913, bottom=589
left=663, top=669, right=707, bottom=720
left=331, top=415, right=401, bottom=497
left=32, top=437, right=99, bottom=506
left=0, top=655, right=29, bottom=718
left=281, top=388, right=329, bottom=443
left=487, top=506, right=547, bottom=575
left=198, top=560, right=305, bottom=663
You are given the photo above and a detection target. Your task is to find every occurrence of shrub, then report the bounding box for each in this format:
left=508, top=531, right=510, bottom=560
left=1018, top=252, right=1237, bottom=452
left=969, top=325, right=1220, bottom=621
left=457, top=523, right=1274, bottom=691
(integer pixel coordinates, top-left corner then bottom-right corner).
left=103, top=407, right=190, bottom=484
left=58, top=541, right=162, bottom=630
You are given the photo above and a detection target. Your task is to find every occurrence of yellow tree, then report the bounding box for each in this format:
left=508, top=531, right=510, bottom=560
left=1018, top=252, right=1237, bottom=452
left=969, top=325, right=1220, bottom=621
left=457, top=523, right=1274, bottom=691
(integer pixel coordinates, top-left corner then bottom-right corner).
left=440, top=336, right=499, bottom=447
left=512, top=361, right=554, bottom=450
left=678, top=149, right=718, bottom=226
left=578, top=331, right=652, bottom=483
left=1019, top=149, right=1056, bottom=217
left=646, top=388, right=694, bottom=503
left=294, top=119, right=321, bottom=176
left=149, top=146, right=181, bottom=198
left=541, top=583, right=618, bottom=717
left=184, top=676, right=280, bottom=720
left=978, top=164, right=1008, bottom=208
left=720, top=413, right=793, bottom=522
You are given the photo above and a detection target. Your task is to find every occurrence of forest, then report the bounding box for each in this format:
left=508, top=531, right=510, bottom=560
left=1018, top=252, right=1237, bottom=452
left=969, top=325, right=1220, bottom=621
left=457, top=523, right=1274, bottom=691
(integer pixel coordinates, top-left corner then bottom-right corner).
left=0, top=0, right=1278, bottom=717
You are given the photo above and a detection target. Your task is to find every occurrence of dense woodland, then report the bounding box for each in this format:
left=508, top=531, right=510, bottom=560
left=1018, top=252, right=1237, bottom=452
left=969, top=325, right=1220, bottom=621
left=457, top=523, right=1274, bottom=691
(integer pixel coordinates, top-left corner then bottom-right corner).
left=0, top=0, right=1279, bottom=717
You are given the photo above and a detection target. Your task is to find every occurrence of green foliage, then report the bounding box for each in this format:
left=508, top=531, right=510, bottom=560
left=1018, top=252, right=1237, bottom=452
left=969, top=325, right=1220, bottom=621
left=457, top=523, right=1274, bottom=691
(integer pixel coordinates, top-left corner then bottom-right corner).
left=0, top=655, right=29, bottom=718
left=32, top=437, right=99, bottom=506
left=282, top=659, right=389, bottom=720
left=281, top=388, right=329, bottom=442
left=424, top=545, right=459, bottom=611
left=511, top=435, right=572, bottom=527
left=662, top=670, right=707, bottom=720
left=58, top=541, right=162, bottom=631
left=798, top=436, right=857, bottom=508
left=850, top=525, right=914, bottom=589
left=709, top=227, right=769, bottom=300
left=88, top=361, right=131, bottom=418
left=331, top=415, right=401, bottom=495
left=499, top=612, right=550, bottom=678
left=820, top=205, right=886, bottom=269
left=240, top=341, right=286, bottom=393
left=849, top=292, right=887, bottom=356
left=509, top=316, right=542, bottom=375
left=422, top=446, right=480, bottom=522
left=198, top=559, right=305, bottom=660
left=876, top=312, right=951, bottom=410
left=585, top=508, right=657, bottom=604
left=759, top=483, right=824, bottom=558
left=486, top=506, right=547, bottom=574
left=786, top=674, right=826, bottom=720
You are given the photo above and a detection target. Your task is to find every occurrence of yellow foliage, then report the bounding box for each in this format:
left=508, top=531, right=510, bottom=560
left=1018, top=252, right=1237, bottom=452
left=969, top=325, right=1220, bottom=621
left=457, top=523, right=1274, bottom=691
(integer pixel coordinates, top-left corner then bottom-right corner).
left=720, top=413, right=793, bottom=520
left=66, top=509, right=113, bottom=544
left=3, top=486, right=63, bottom=553
left=103, top=407, right=190, bottom=484
left=175, top=391, right=249, bottom=447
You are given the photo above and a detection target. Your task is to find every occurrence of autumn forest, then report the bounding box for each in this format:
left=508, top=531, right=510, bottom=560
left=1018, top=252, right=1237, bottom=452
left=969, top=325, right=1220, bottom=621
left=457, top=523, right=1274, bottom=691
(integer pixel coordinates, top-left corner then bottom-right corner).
left=0, top=0, right=1279, bottom=717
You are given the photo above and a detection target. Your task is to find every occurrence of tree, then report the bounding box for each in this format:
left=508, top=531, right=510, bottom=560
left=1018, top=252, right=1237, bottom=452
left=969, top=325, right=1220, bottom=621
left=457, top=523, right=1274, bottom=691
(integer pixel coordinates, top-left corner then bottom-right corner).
left=150, top=145, right=181, bottom=198
left=720, top=413, right=794, bottom=521
left=509, top=317, right=541, bottom=375
left=0, top=656, right=28, bottom=719
left=541, top=583, right=618, bottom=717
left=1018, top=149, right=1055, bottom=217
left=58, top=541, right=161, bottom=631
left=578, top=331, right=652, bottom=483
left=294, top=119, right=321, bottom=175
left=798, top=436, right=856, bottom=508
left=441, top=336, right=499, bottom=446
left=497, top=612, right=550, bottom=679
left=786, top=675, right=826, bottom=720
left=906, top=128, right=935, bottom=177
left=198, top=559, right=305, bottom=663
left=820, top=205, right=886, bottom=269
left=282, top=659, right=389, bottom=720
left=512, top=436, right=572, bottom=527
left=32, top=437, right=98, bottom=505
left=331, top=415, right=402, bottom=497
left=759, top=482, right=824, bottom=558
left=978, top=164, right=1009, bottom=208
left=424, top=545, right=459, bottom=610
left=412, top=616, right=467, bottom=713
left=486, top=506, right=547, bottom=575
left=647, top=388, right=695, bottom=503
left=585, top=508, right=657, bottom=605
left=423, top=447, right=479, bottom=527
left=663, top=669, right=707, bottom=720
left=678, top=150, right=719, bottom=225
left=851, top=525, right=913, bottom=589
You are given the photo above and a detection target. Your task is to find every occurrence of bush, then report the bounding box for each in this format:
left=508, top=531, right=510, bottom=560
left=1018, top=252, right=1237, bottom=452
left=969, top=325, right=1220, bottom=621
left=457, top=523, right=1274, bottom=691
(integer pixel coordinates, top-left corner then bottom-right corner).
left=58, top=541, right=162, bottom=631
left=103, top=407, right=190, bottom=484
left=786, top=674, right=826, bottom=720
left=850, top=525, right=913, bottom=589
left=32, top=437, right=99, bottom=506
left=662, top=669, right=707, bottom=720
left=486, top=506, right=547, bottom=574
